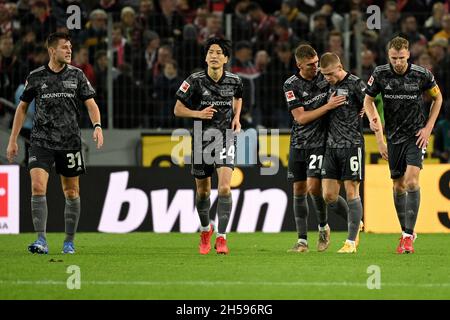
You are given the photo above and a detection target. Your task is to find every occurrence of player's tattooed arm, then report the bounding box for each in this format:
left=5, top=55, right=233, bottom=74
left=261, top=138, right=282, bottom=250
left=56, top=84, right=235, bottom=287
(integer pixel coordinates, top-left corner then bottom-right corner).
left=363, top=95, right=380, bottom=132
left=364, top=95, right=387, bottom=160
left=6, top=100, right=30, bottom=163
left=416, top=85, right=443, bottom=148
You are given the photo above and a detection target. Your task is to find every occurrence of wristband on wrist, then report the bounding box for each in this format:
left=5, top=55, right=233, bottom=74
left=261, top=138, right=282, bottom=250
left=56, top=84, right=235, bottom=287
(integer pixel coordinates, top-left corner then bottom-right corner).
left=93, top=123, right=102, bottom=129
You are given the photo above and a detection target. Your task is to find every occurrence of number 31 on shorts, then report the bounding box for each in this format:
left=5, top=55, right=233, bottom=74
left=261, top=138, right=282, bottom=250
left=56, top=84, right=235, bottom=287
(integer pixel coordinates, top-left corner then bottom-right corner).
left=67, top=152, right=82, bottom=168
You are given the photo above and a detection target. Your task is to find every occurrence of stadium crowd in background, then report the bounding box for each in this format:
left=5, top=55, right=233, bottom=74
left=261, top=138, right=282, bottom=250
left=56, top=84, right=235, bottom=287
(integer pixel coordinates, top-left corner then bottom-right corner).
left=0, top=0, right=449, bottom=142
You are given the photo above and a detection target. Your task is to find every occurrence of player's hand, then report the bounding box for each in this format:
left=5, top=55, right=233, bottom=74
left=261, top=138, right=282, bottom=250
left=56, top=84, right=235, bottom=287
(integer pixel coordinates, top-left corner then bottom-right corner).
left=231, top=117, right=241, bottom=133
left=369, top=117, right=380, bottom=132
left=198, top=105, right=217, bottom=119
left=415, top=126, right=432, bottom=149
left=359, top=106, right=365, bottom=118
left=377, top=142, right=388, bottom=161
left=326, top=92, right=346, bottom=110
left=6, top=141, right=18, bottom=163
left=93, top=127, right=104, bottom=149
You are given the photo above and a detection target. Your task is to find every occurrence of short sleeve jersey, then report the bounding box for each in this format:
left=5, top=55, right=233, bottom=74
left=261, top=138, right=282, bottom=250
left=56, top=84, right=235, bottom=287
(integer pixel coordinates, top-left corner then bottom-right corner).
left=365, top=63, right=437, bottom=144
left=283, top=73, right=329, bottom=149
left=326, top=73, right=366, bottom=148
left=175, top=70, right=243, bottom=136
left=21, top=64, right=96, bottom=150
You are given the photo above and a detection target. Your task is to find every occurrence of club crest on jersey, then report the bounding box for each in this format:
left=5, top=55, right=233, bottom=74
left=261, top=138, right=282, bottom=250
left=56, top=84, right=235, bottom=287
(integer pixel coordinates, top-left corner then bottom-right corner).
left=368, top=76, right=374, bottom=86
left=220, top=89, right=234, bottom=96
left=180, top=81, right=190, bottom=93
left=336, top=89, right=348, bottom=96
left=285, top=90, right=295, bottom=102
left=63, top=81, right=77, bottom=89
left=405, top=83, right=419, bottom=91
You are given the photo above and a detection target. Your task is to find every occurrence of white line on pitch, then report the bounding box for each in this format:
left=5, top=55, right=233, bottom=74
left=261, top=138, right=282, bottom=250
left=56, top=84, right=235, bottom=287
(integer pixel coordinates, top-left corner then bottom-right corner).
left=1, top=280, right=450, bottom=288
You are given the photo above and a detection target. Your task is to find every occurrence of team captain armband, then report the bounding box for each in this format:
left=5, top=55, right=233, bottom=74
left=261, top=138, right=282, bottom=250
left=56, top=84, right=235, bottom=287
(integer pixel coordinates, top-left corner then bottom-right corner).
left=427, top=85, right=441, bottom=97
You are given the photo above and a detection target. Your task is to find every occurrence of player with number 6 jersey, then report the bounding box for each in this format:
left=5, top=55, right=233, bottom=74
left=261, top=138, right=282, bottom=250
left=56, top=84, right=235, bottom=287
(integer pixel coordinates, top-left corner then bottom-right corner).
left=319, top=52, right=368, bottom=253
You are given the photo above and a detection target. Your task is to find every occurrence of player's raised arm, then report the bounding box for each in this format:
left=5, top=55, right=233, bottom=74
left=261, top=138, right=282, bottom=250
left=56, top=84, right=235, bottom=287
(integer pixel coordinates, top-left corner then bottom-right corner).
left=84, top=98, right=104, bottom=149
left=6, top=100, right=30, bottom=163
left=416, top=84, right=443, bottom=149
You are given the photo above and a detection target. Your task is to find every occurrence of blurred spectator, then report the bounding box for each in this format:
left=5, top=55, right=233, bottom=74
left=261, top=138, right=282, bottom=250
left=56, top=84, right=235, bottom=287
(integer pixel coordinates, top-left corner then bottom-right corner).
left=91, top=50, right=120, bottom=128
left=277, top=0, right=309, bottom=37
left=24, top=45, right=48, bottom=75
left=397, top=0, right=430, bottom=26
left=120, top=6, right=143, bottom=50
left=93, top=0, right=123, bottom=22
left=359, top=49, right=376, bottom=83
left=308, top=14, right=329, bottom=56
left=425, top=2, right=445, bottom=40
left=198, top=13, right=224, bottom=45
left=269, top=16, right=300, bottom=54
left=416, top=52, right=433, bottom=71
left=257, top=42, right=296, bottom=128
left=231, top=40, right=260, bottom=125
left=175, top=24, right=203, bottom=77
left=79, top=9, right=108, bottom=63
left=114, top=63, right=144, bottom=128
left=254, top=49, right=270, bottom=73
left=29, top=1, right=57, bottom=42
left=410, top=40, right=428, bottom=63
left=230, top=0, right=253, bottom=43
left=432, top=106, right=450, bottom=163
left=247, top=2, right=277, bottom=51
left=0, top=35, right=21, bottom=103
left=433, top=14, right=450, bottom=41
left=326, top=31, right=346, bottom=67
left=97, top=23, right=132, bottom=68
left=72, top=45, right=96, bottom=85
left=150, top=0, right=185, bottom=44
left=135, top=0, right=155, bottom=31
left=193, top=4, right=209, bottom=33
left=153, top=59, right=183, bottom=128
left=152, top=44, right=174, bottom=83
left=15, top=28, right=37, bottom=62
left=177, top=0, right=196, bottom=24
left=310, top=3, right=344, bottom=32
left=379, top=1, right=400, bottom=58
left=0, top=2, right=21, bottom=39
left=400, top=15, right=427, bottom=47
left=133, top=30, right=160, bottom=84
left=428, top=38, right=450, bottom=101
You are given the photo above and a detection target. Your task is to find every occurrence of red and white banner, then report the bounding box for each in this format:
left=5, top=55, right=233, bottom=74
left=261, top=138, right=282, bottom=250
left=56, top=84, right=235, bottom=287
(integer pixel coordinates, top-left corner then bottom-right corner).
left=0, top=165, right=20, bottom=234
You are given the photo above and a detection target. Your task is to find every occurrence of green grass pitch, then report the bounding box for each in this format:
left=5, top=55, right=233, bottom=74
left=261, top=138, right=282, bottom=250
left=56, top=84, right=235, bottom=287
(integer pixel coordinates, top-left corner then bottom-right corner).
left=0, top=232, right=449, bottom=300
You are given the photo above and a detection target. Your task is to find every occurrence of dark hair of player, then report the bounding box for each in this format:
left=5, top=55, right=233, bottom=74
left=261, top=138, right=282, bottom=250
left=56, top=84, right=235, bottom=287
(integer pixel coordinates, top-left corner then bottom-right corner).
left=46, top=32, right=71, bottom=49
left=204, top=37, right=231, bottom=58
